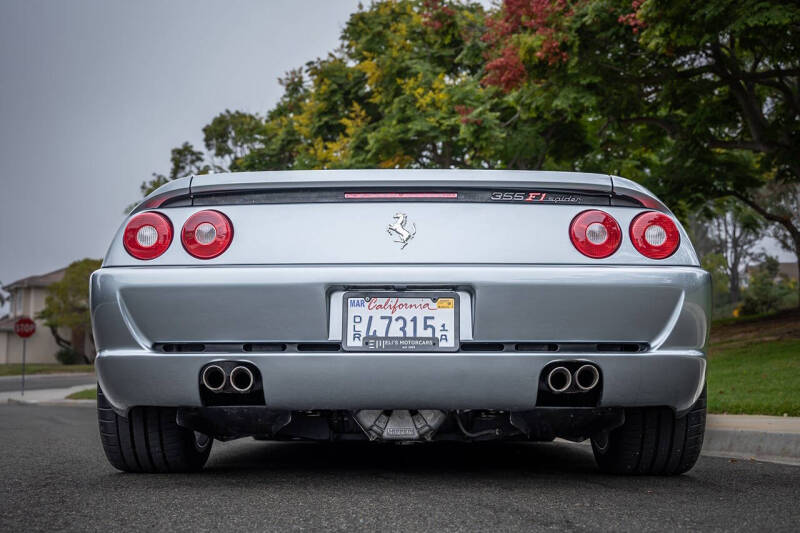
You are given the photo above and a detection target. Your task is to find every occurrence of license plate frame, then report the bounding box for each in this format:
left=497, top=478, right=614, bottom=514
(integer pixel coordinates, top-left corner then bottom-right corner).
left=342, top=291, right=460, bottom=352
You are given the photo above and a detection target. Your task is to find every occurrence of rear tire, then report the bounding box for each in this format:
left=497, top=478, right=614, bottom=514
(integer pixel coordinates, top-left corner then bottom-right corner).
left=97, top=387, right=212, bottom=473
left=591, top=387, right=706, bottom=475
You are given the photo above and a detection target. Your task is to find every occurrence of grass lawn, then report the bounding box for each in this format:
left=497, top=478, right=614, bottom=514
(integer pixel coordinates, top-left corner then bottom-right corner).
left=707, top=339, right=800, bottom=416
left=0, top=364, right=94, bottom=377
left=66, top=388, right=97, bottom=400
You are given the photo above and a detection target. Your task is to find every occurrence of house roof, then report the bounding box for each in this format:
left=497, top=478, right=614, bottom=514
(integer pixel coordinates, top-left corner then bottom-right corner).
left=0, top=315, right=18, bottom=332
left=3, top=267, right=66, bottom=291
left=747, top=262, right=799, bottom=280
left=777, top=262, right=799, bottom=280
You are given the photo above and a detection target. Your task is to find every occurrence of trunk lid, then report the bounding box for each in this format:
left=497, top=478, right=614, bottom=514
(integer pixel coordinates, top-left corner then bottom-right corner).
left=110, top=170, right=697, bottom=267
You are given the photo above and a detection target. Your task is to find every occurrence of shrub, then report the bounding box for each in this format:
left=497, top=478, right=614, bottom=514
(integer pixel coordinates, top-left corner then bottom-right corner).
left=55, top=347, right=85, bottom=365
left=740, top=257, right=794, bottom=316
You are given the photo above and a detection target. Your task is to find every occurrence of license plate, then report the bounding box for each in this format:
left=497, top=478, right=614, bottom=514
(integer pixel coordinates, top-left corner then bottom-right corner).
left=343, top=292, right=459, bottom=352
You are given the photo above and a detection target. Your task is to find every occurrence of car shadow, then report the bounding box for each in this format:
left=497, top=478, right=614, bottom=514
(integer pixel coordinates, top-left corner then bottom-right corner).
left=204, top=439, right=602, bottom=478
left=99, top=438, right=713, bottom=497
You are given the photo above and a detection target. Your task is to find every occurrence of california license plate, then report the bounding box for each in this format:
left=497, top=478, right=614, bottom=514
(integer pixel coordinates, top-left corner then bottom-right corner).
left=343, top=292, right=459, bottom=351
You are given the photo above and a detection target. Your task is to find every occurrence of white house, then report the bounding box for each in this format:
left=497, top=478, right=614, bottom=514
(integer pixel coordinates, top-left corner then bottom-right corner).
left=0, top=268, right=70, bottom=364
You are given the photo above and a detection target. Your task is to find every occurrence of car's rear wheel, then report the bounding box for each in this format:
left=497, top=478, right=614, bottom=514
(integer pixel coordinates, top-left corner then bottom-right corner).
left=591, top=387, right=706, bottom=475
left=97, top=387, right=212, bottom=473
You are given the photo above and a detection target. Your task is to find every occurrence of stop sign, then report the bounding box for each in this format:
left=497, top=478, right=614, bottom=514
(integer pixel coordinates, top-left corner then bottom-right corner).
left=14, top=317, right=36, bottom=338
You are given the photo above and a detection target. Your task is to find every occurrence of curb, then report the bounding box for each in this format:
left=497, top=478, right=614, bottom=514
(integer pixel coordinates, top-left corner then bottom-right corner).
left=1, top=383, right=97, bottom=405
left=7, top=398, right=95, bottom=407
left=703, top=428, right=800, bottom=465
left=0, top=372, right=95, bottom=381
left=703, top=414, right=800, bottom=465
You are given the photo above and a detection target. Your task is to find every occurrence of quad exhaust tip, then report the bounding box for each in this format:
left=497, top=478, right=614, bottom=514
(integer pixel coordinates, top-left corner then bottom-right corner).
left=201, top=365, right=226, bottom=392
left=546, top=366, right=572, bottom=393
left=575, top=364, right=600, bottom=391
left=230, top=366, right=255, bottom=393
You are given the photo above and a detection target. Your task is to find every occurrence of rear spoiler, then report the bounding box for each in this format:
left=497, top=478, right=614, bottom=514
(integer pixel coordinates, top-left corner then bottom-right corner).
left=133, top=170, right=669, bottom=213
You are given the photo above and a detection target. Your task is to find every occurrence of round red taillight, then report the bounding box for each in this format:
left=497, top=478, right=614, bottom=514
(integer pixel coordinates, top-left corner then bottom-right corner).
left=181, top=210, right=233, bottom=259
left=630, top=211, right=680, bottom=259
left=123, top=212, right=173, bottom=260
left=569, top=210, right=622, bottom=259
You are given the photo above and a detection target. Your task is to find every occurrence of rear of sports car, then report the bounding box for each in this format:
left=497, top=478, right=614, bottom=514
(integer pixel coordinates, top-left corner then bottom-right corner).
left=91, top=170, right=710, bottom=474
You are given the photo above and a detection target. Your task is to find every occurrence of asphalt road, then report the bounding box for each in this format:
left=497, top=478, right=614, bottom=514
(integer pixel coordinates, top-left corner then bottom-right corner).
left=0, top=373, right=95, bottom=393
left=1, top=404, right=798, bottom=532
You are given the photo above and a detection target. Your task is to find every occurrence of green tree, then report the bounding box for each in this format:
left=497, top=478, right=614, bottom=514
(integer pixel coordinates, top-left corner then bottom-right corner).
left=139, top=141, right=211, bottom=197
left=203, top=110, right=264, bottom=171
left=139, top=0, right=800, bottom=303
left=148, top=1, right=594, bottom=175
left=481, top=0, right=800, bottom=302
left=701, top=252, right=731, bottom=311
left=37, top=258, right=102, bottom=363
left=767, top=184, right=800, bottom=261
left=740, top=256, right=794, bottom=315
left=707, top=201, right=765, bottom=303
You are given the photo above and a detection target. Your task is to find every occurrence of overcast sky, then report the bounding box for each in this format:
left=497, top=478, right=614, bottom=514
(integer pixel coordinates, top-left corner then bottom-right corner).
left=0, top=0, right=362, bottom=296
left=0, top=0, right=791, bottom=311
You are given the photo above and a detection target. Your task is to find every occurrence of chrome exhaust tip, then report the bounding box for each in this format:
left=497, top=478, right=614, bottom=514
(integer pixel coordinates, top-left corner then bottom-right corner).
left=201, top=365, right=226, bottom=392
left=575, top=364, right=600, bottom=391
left=546, top=366, right=572, bottom=393
left=230, top=366, right=255, bottom=393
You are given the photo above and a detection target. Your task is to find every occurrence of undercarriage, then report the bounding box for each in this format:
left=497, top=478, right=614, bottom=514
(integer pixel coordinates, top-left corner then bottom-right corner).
left=176, top=406, right=627, bottom=443
left=185, top=358, right=625, bottom=443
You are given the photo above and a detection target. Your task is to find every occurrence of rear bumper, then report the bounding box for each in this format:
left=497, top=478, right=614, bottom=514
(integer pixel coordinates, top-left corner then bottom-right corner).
left=97, top=350, right=706, bottom=413
left=91, top=265, right=710, bottom=413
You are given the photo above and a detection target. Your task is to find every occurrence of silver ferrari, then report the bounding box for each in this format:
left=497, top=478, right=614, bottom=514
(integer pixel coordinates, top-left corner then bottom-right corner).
left=91, top=170, right=709, bottom=474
